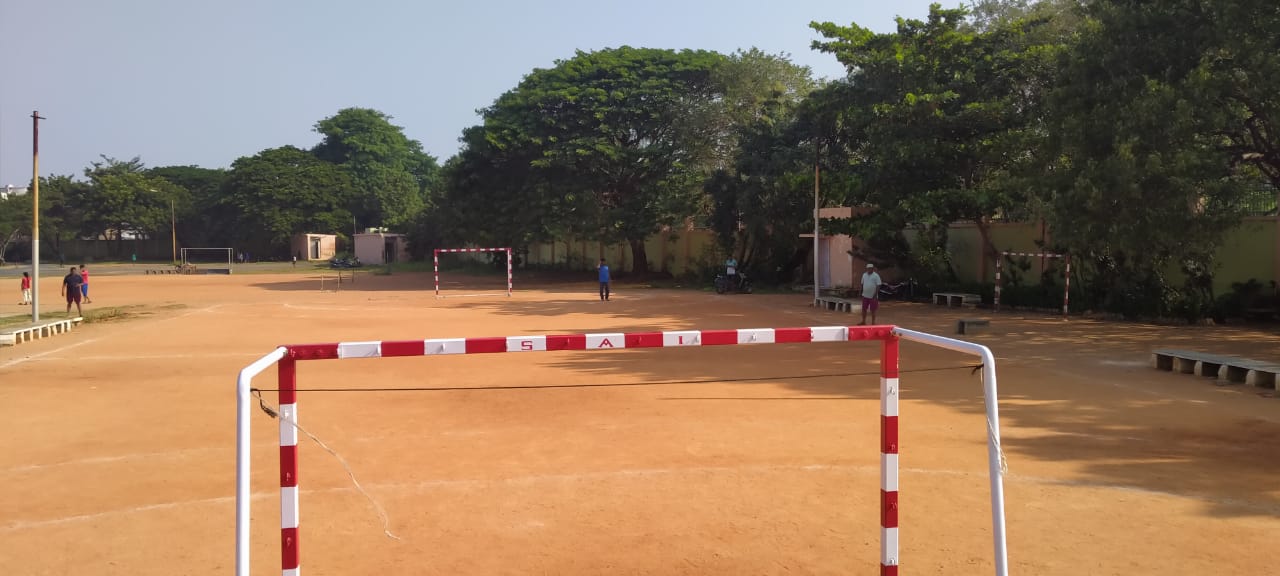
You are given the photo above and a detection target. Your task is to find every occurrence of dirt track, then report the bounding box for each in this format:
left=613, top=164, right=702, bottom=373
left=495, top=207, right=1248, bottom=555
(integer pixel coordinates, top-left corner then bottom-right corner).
left=2, top=266, right=1278, bottom=575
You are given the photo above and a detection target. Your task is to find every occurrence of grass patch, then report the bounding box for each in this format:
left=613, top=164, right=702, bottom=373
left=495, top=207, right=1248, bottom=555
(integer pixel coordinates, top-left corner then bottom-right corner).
left=0, top=303, right=188, bottom=328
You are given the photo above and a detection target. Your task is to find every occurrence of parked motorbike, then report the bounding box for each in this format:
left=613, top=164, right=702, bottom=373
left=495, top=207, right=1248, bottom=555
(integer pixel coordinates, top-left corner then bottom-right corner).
left=714, top=271, right=753, bottom=294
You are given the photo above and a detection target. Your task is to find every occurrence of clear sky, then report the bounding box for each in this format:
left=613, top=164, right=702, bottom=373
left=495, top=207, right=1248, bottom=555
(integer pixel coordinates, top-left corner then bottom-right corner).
left=0, top=0, right=950, bottom=185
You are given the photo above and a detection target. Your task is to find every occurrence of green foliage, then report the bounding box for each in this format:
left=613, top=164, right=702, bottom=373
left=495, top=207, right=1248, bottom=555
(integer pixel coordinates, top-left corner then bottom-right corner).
left=147, top=165, right=232, bottom=247
left=810, top=5, right=1062, bottom=270
left=313, top=108, right=439, bottom=229
left=223, top=146, right=357, bottom=254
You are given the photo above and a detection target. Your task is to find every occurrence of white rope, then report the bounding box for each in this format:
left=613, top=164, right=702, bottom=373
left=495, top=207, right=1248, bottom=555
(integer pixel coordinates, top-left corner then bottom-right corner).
left=253, top=390, right=401, bottom=541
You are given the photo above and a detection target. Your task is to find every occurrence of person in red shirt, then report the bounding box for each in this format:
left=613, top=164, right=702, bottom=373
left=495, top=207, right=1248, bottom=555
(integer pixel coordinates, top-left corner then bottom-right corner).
left=19, top=271, right=31, bottom=305
left=79, top=264, right=93, bottom=304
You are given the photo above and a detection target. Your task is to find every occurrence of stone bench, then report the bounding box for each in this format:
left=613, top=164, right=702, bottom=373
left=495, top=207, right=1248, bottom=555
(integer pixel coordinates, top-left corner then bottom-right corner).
left=956, top=318, right=990, bottom=335
left=814, top=296, right=854, bottom=313
left=1151, top=349, right=1280, bottom=389
left=934, top=292, right=981, bottom=308
left=0, top=317, right=84, bottom=347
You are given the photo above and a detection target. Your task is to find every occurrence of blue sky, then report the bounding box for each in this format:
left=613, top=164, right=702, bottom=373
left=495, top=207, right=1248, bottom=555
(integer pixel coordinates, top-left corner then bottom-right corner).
left=0, top=0, right=950, bottom=185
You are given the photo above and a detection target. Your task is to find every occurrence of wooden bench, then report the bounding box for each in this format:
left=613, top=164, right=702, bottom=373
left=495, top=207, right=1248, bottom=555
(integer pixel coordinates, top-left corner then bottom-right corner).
left=934, top=292, right=981, bottom=308
left=814, top=296, right=855, bottom=313
left=1151, top=349, right=1280, bottom=389
left=0, top=317, right=84, bottom=347
left=956, top=318, right=990, bottom=335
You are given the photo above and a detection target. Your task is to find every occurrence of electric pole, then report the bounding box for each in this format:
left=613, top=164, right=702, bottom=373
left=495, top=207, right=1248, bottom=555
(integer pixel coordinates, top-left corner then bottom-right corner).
left=31, top=111, right=45, bottom=323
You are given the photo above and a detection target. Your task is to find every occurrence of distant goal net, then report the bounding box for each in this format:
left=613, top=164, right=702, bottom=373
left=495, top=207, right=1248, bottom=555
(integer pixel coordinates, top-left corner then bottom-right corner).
left=433, top=247, right=513, bottom=298
left=181, top=248, right=234, bottom=272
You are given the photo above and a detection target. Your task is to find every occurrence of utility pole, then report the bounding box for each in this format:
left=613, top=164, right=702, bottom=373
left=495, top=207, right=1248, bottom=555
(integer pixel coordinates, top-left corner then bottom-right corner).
left=813, top=141, right=821, bottom=304
left=31, top=111, right=45, bottom=323
left=171, top=198, right=177, bottom=263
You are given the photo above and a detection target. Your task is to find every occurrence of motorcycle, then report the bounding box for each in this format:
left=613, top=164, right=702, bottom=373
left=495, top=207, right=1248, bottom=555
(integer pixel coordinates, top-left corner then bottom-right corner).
left=714, top=271, right=753, bottom=294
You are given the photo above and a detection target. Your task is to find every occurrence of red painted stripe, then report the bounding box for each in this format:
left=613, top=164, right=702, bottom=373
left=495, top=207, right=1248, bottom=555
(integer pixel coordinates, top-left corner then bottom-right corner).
left=381, top=340, right=425, bottom=357
left=546, top=334, right=586, bottom=351
left=701, top=330, right=737, bottom=346
left=850, top=325, right=896, bottom=342
left=281, top=527, right=300, bottom=569
left=881, top=564, right=899, bottom=576
left=881, top=416, right=899, bottom=454
left=881, top=338, right=900, bottom=378
left=775, top=327, right=812, bottom=343
left=279, top=445, right=298, bottom=487
left=288, top=343, right=339, bottom=361
left=464, top=337, right=507, bottom=354
left=278, top=359, right=296, bottom=405
left=881, top=489, right=899, bottom=528
left=625, top=332, right=664, bottom=348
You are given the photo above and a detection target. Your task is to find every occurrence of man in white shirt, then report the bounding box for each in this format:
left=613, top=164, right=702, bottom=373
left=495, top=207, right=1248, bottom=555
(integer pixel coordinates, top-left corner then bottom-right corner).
left=725, top=256, right=738, bottom=288
left=860, top=263, right=882, bottom=325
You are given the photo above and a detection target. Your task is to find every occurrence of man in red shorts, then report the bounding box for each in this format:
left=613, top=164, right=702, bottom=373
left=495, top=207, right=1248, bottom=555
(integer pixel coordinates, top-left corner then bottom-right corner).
left=61, top=266, right=84, bottom=316
left=859, top=263, right=882, bottom=325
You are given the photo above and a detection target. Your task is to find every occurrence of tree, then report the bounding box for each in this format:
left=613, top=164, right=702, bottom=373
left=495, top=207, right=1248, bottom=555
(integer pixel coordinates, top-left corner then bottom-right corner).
left=148, top=165, right=231, bottom=247
left=1039, top=0, right=1255, bottom=317
left=223, top=146, right=357, bottom=255
left=478, top=47, right=727, bottom=274
left=810, top=6, right=1062, bottom=276
left=312, top=108, right=438, bottom=229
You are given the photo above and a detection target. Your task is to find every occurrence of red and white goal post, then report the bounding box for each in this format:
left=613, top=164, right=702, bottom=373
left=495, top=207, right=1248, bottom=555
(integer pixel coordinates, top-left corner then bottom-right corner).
left=236, top=325, right=1011, bottom=576
left=432, top=247, right=513, bottom=298
left=994, top=251, right=1071, bottom=319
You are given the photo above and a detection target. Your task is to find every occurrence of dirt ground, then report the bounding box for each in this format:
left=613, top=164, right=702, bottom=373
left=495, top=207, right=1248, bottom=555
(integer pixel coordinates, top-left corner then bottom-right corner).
left=2, top=264, right=1278, bottom=575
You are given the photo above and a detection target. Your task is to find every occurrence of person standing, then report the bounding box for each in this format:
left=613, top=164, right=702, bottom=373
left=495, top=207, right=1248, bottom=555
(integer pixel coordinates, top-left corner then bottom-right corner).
left=19, top=272, right=31, bottom=305
left=62, top=266, right=84, bottom=316
left=725, top=256, right=738, bottom=289
left=597, top=258, right=611, bottom=301
left=859, top=263, right=882, bottom=325
left=79, top=264, right=93, bottom=304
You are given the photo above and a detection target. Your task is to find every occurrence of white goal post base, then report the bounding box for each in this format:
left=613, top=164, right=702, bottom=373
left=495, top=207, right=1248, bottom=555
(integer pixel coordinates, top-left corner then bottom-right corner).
left=235, top=325, right=1010, bottom=576
left=433, top=247, right=513, bottom=298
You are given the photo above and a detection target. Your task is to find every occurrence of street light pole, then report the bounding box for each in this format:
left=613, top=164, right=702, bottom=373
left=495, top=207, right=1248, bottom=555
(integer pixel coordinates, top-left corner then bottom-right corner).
left=813, top=142, right=820, bottom=304
left=31, top=111, right=45, bottom=323
left=171, top=198, right=177, bottom=263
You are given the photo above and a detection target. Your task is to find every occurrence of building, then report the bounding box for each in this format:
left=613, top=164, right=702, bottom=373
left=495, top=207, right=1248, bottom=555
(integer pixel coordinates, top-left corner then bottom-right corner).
left=291, top=233, right=337, bottom=261
left=1, top=185, right=29, bottom=200
left=353, top=231, right=409, bottom=265
left=800, top=206, right=875, bottom=289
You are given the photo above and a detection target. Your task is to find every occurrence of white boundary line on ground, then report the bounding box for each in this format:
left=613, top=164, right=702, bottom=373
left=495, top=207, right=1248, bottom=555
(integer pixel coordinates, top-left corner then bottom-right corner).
left=0, top=304, right=224, bottom=370
left=8, top=462, right=1277, bottom=533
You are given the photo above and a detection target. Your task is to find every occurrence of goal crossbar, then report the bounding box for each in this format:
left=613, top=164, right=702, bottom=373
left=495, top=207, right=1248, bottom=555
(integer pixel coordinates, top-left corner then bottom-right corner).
left=180, top=247, right=233, bottom=268
left=433, top=247, right=512, bottom=298
left=235, top=325, right=1010, bottom=576
left=994, top=251, right=1071, bottom=319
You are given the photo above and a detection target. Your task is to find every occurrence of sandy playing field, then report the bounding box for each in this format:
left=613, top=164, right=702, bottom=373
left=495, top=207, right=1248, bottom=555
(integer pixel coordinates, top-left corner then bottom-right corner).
left=2, top=265, right=1278, bottom=575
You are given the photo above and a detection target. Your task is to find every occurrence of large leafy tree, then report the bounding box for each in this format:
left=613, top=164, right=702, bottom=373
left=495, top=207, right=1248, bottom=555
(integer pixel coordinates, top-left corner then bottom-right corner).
left=78, top=156, right=186, bottom=256
left=148, top=165, right=231, bottom=247
left=223, top=146, right=357, bottom=254
left=1040, top=0, right=1256, bottom=316
left=810, top=6, right=1062, bottom=277
left=312, top=108, right=439, bottom=229
left=479, top=47, right=726, bottom=273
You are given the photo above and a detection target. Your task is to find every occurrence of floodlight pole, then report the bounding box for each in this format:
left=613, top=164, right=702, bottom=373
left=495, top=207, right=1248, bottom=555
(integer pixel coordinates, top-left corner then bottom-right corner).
left=31, top=111, right=45, bottom=323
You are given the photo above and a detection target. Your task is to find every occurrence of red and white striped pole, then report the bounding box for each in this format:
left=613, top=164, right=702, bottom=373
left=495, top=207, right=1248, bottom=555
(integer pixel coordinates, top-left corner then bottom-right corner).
left=880, top=335, right=900, bottom=575
left=507, top=248, right=513, bottom=297
left=993, top=258, right=1003, bottom=311
left=278, top=358, right=300, bottom=576
left=433, top=249, right=440, bottom=298
left=1063, top=256, right=1071, bottom=321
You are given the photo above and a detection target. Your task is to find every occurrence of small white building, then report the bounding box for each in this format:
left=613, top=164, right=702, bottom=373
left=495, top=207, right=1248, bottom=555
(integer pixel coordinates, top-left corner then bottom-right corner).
left=353, top=231, right=409, bottom=264
left=1, top=185, right=29, bottom=200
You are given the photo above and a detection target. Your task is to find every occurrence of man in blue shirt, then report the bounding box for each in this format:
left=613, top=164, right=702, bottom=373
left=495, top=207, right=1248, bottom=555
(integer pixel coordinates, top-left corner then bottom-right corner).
left=597, top=258, right=611, bottom=301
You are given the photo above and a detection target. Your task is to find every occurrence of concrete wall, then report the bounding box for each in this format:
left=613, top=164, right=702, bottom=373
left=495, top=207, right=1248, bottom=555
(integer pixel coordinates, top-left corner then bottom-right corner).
left=290, top=234, right=336, bottom=261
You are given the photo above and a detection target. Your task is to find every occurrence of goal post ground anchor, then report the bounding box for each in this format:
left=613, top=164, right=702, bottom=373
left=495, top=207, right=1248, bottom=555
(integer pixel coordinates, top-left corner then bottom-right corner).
left=235, top=325, right=1009, bottom=576
left=433, top=247, right=513, bottom=299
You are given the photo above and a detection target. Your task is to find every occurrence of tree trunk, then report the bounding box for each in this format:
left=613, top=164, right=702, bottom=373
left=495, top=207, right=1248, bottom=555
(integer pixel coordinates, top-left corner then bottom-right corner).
left=629, top=238, right=649, bottom=275
left=974, top=217, right=998, bottom=281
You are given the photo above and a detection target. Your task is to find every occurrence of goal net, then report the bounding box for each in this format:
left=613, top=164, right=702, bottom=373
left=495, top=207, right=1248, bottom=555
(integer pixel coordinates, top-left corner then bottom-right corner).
left=180, top=247, right=234, bottom=270
left=433, top=247, right=513, bottom=298
left=235, top=325, right=1010, bottom=576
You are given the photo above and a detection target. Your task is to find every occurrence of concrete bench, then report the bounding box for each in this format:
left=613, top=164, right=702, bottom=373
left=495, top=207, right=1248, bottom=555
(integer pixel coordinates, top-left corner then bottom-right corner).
left=934, top=292, right=981, bottom=308
left=0, top=317, right=84, bottom=347
left=956, top=318, right=990, bottom=335
left=1151, top=349, right=1280, bottom=389
left=814, top=296, right=855, bottom=313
